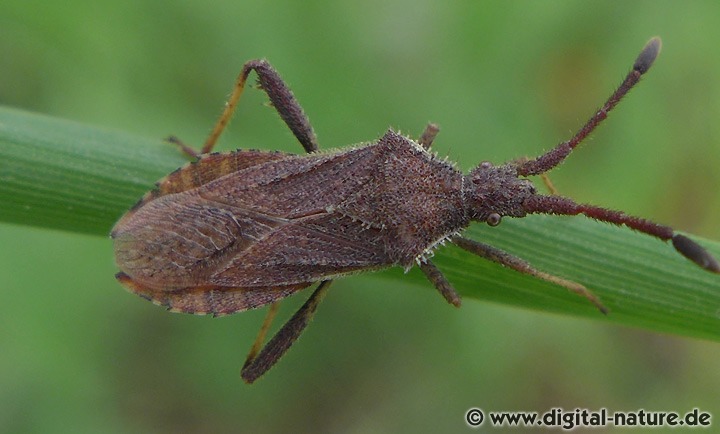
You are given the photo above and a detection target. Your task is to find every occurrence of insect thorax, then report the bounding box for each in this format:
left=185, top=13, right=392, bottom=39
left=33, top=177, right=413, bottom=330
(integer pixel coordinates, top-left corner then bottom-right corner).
left=333, top=130, right=468, bottom=267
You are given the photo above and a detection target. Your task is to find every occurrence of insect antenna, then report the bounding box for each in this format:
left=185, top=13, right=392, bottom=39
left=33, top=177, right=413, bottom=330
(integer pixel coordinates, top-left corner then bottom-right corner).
left=523, top=194, right=720, bottom=273
left=517, top=37, right=661, bottom=177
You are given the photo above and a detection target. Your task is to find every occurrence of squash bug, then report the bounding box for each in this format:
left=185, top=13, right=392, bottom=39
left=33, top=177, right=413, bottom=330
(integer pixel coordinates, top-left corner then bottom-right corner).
left=111, top=37, right=719, bottom=383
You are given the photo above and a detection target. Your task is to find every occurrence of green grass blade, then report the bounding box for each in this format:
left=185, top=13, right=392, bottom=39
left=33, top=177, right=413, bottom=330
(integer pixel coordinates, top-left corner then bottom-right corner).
left=1, top=105, right=718, bottom=341
left=0, top=106, right=185, bottom=235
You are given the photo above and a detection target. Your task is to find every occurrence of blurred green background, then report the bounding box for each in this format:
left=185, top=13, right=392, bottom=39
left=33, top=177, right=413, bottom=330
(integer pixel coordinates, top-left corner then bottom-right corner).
left=1, top=1, right=720, bottom=433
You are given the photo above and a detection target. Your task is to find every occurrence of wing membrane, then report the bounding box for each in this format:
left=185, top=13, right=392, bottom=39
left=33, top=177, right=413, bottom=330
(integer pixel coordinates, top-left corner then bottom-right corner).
left=211, top=213, right=392, bottom=286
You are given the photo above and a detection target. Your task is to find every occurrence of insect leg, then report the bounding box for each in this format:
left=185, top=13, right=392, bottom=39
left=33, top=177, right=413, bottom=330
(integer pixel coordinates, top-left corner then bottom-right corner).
left=538, top=173, right=559, bottom=195
left=165, top=135, right=201, bottom=159
left=452, top=236, right=608, bottom=314
left=230, top=61, right=327, bottom=371
left=515, top=156, right=560, bottom=195
left=242, top=302, right=280, bottom=368
left=203, top=59, right=319, bottom=155
left=418, top=123, right=440, bottom=149
left=241, top=280, right=332, bottom=384
left=218, top=62, right=325, bottom=381
left=418, top=260, right=462, bottom=307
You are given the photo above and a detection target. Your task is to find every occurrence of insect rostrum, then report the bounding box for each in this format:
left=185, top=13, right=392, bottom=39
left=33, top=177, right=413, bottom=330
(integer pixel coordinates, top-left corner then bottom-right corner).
left=111, top=37, right=718, bottom=383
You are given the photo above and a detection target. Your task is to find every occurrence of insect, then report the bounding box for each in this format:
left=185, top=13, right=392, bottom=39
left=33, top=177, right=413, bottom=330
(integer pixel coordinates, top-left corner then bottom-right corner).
left=112, top=37, right=719, bottom=383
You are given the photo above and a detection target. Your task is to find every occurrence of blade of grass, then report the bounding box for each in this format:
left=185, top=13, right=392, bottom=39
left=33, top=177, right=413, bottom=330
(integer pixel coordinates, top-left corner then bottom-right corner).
left=0, top=106, right=186, bottom=235
left=1, top=106, right=719, bottom=341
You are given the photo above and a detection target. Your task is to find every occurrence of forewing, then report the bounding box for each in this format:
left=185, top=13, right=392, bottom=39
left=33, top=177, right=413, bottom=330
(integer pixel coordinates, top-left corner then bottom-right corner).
left=199, top=143, right=384, bottom=218
left=113, top=192, right=289, bottom=289
left=210, top=213, right=393, bottom=286
left=113, top=144, right=389, bottom=292
left=151, top=149, right=294, bottom=197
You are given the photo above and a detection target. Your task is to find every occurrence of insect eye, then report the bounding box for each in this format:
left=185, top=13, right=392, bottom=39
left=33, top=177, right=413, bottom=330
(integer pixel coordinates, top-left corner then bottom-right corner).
left=486, top=213, right=502, bottom=226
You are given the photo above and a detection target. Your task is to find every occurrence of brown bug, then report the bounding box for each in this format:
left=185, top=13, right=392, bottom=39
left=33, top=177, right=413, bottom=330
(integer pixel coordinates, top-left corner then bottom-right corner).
left=112, top=37, right=719, bottom=383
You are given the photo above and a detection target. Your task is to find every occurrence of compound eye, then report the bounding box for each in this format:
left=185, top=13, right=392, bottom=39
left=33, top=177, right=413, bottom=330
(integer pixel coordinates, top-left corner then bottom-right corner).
left=486, top=213, right=502, bottom=227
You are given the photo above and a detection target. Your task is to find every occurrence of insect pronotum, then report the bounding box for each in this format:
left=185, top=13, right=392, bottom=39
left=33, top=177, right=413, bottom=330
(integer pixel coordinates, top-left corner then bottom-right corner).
left=112, top=37, right=719, bottom=383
